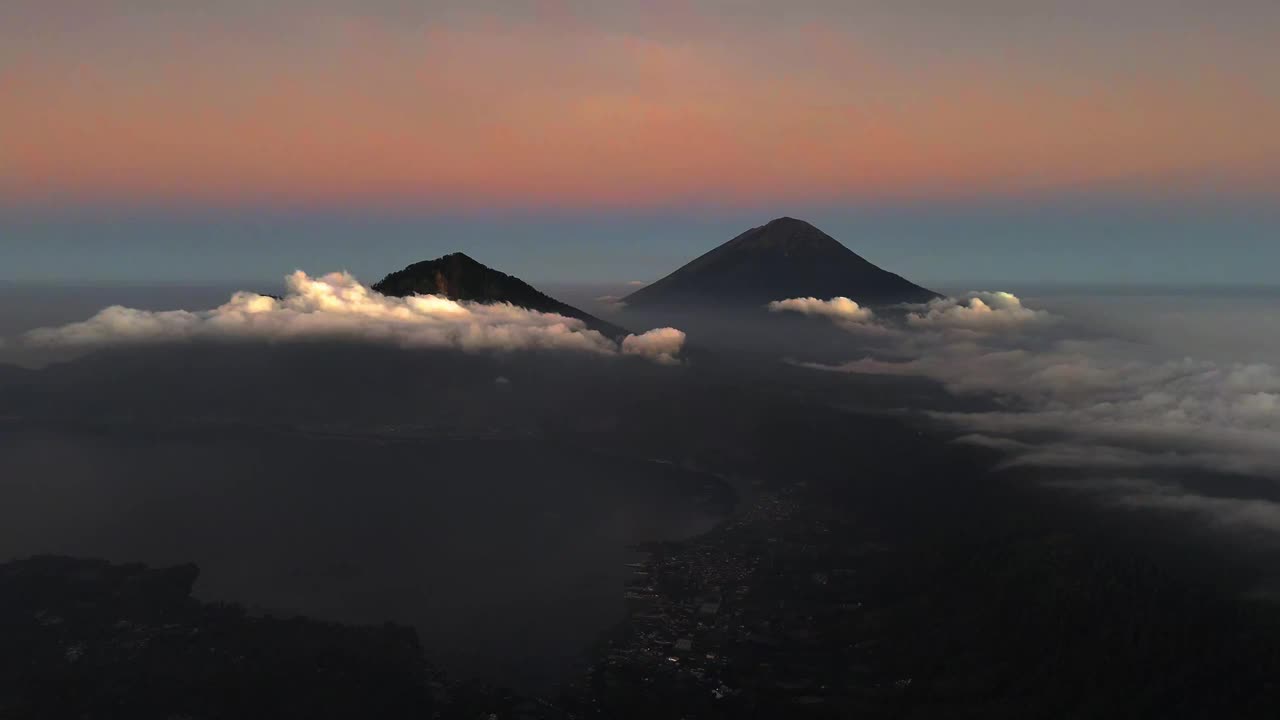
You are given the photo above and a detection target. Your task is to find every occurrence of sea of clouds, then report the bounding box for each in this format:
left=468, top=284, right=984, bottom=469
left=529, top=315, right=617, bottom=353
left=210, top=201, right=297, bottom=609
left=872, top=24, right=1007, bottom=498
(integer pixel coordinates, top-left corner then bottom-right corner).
left=772, top=291, right=1280, bottom=536
left=16, top=271, right=687, bottom=365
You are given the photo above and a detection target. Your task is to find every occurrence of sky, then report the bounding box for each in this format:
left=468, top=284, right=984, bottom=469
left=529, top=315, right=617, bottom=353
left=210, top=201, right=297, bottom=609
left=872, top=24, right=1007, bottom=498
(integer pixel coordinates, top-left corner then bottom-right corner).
left=2, top=1, right=1278, bottom=285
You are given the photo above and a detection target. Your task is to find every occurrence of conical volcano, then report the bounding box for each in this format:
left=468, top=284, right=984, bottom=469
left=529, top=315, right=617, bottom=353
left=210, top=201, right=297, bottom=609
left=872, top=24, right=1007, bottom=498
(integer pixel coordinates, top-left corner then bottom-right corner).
left=623, top=217, right=939, bottom=308
left=372, top=252, right=628, bottom=338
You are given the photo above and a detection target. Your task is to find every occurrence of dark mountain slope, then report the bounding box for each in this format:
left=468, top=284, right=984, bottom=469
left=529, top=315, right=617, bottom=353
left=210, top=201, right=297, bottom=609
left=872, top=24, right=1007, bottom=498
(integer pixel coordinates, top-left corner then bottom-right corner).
left=372, top=252, right=628, bottom=339
left=623, top=217, right=940, bottom=308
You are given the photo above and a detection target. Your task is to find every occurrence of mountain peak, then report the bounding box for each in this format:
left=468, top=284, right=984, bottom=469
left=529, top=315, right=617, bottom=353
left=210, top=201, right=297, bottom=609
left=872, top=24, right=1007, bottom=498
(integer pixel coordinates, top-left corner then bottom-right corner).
left=724, top=217, right=849, bottom=256
left=371, top=253, right=628, bottom=338
left=764, top=216, right=810, bottom=228
left=436, top=251, right=480, bottom=264
left=623, top=218, right=939, bottom=308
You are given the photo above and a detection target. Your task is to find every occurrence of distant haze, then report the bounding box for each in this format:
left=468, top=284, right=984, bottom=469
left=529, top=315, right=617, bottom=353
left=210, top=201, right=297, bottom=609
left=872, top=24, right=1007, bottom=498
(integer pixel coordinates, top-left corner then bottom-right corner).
left=3, top=204, right=1277, bottom=287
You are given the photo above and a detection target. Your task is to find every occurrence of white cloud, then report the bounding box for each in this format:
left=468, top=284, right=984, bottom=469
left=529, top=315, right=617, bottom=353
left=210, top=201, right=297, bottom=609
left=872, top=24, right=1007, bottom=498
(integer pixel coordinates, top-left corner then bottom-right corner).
left=768, top=296, right=875, bottom=323
left=1015, top=473, right=1280, bottom=536
left=1045, top=474, right=1280, bottom=537
left=771, top=291, right=1055, bottom=341
left=790, top=289, right=1280, bottom=535
left=767, top=296, right=898, bottom=336
left=906, top=291, right=1056, bottom=333
left=952, top=433, right=1280, bottom=477
left=595, top=295, right=628, bottom=312
left=621, top=327, right=687, bottom=365
left=23, top=270, right=686, bottom=363
left=1113, top=489, right=1280, bottom=535
left=818, top=348, right=1280, bottom=474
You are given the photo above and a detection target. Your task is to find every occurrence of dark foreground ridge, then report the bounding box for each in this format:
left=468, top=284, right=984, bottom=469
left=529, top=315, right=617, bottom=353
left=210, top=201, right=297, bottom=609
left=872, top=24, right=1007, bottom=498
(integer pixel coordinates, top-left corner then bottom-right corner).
left=0, top=556, right=434, bottom=719
left=623, top=217, right=941, bottom=308
left=372, top=252, right=629, bottom=339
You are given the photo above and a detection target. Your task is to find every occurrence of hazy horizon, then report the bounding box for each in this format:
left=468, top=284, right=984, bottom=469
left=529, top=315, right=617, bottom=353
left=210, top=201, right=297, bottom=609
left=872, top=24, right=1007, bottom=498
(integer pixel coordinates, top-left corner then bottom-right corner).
left=4, top=204, right=1278, bottom=288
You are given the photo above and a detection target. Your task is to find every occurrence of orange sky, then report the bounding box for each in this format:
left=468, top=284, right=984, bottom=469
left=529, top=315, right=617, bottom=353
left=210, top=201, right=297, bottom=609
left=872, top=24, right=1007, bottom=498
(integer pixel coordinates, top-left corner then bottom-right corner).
left=3, top=3, right=1278, bottom=208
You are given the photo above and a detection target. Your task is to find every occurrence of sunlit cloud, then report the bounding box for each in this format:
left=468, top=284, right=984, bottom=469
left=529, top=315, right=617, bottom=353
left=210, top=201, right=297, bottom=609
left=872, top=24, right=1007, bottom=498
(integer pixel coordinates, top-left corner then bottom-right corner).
left=620, top=327, right=687, bottom=365
left=768, top=296, right=874, bottom=322
left=22, top=271, right=686, bottom=363
left=905, top=291, right=1056, bottom=333
left=768, top=296, right=896, bottom=335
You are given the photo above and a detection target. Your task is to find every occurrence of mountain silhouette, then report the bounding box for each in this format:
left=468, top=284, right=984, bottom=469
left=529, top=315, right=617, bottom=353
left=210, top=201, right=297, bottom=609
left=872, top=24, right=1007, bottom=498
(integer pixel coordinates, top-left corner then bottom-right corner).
left=372, top=252, right=628, bottom=338
left=623, top=217, right=940, bottom=308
